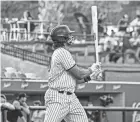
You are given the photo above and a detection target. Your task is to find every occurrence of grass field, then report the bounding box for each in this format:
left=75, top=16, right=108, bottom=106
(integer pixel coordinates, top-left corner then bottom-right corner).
left=1, top=53, right=140, bottom=81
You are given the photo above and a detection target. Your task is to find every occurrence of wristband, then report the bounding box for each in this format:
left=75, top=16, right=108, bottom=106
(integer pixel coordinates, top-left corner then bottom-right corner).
left=84, top=75, right=91, bottom=82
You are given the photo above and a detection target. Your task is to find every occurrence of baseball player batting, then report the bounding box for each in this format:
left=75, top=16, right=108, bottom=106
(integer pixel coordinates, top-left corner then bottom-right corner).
left=44, top=24, right=102, bottom=122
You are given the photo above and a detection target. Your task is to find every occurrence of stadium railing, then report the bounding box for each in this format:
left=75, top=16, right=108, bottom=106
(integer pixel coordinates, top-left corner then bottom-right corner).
left=1, top=42, right=51, bottom=66
left=1, top=41, right=105, bottom=66
left=1, top=19, right=140, bottom=65
left=1, top=106, right=140, bottom=122
left=1, top=19, right=140, bottom=42
left=29, top=106, right=140, bottom=122
left=1, top=78, right=140, bottom=122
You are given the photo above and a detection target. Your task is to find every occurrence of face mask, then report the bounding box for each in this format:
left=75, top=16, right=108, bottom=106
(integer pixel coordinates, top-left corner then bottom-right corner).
left=67, top=35, right=74, bottom=45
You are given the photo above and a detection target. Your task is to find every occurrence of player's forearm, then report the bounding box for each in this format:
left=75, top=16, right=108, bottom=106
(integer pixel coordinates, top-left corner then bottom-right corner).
left=69, top=63, right=100, bottom=82
left=3, top=103, right=15, bottom=110
left=119, top=25, right=127, bottom=27
left=76, top=79, right=87, bottom=84
left=21, top=102, right=30, bottom=115
left=21, top=106, right=30, bottom=115
left=75, top=67, right=92, bottom=80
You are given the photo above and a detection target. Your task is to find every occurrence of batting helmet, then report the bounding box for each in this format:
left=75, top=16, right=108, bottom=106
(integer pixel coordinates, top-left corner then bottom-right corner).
left=50, top=25, right=75, bottom=43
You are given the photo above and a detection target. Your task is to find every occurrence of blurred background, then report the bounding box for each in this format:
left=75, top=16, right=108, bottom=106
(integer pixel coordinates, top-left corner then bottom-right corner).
left=1, top=1, right=140, bottom=122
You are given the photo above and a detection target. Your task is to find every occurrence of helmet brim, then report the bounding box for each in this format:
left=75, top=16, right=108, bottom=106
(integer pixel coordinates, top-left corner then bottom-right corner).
left=69, top=30, right=75, bottom=33
left=50, top=25, right=75, bottom=36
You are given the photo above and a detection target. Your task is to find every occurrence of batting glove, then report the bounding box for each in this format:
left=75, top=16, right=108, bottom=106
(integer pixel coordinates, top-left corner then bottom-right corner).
left=90, top=69, right=103, bottom=81
left=89, top=62, right=101, bottom=73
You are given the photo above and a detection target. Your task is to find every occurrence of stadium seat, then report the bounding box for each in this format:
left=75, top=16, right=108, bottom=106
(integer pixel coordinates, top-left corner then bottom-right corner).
left=25, top=73, right=37, bottom=79
left=5, top=67, right=17, bottom=74
left=9, top=18, right=19, bottom=41
left=16, top=72, right=27, bottom=80
left=1, top=28, right=8, bottom=42
left=1, top=69, right=6, bottom=78
left=17, top=21, right=27, bottom=41
left=4, top=72, right=16, bottom=79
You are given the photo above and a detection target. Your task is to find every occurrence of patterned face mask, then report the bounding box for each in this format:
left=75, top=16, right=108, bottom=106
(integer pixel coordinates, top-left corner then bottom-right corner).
left=67, top=35, right=75, bottom=45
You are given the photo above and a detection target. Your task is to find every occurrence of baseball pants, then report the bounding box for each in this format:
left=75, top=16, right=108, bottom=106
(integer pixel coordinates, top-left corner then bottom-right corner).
left=44, top=88, right=88, bottom=122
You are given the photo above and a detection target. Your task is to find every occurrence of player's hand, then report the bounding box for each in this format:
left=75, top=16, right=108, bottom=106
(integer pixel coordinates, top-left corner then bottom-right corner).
left=90, top=69, right=103, bottom=81
left=21, top=102, right=28, bottom=108
left=89, top=62, right=101, bottom=73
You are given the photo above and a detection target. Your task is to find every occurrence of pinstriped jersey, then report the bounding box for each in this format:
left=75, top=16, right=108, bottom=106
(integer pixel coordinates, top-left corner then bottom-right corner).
left=48, top=48, right=76, bottom=92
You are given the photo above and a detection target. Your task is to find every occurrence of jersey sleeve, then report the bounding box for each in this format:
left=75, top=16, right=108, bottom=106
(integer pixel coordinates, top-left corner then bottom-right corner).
left=58, top=49, right=76, bottom=70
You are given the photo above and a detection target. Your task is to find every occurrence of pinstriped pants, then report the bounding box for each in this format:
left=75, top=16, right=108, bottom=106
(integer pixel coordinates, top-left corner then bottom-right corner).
left=44, top=89, right=88, bottom=122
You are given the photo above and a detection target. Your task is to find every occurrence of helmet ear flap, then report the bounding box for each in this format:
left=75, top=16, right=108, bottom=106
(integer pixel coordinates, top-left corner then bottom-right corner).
left=50, top=35, right=57, bottom=42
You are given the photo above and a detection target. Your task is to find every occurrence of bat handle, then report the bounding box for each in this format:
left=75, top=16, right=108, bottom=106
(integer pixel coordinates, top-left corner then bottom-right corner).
left=96, top=52, right=99, bottom=63
left=93, top=33, right=99, bottom=63
left=95, top=38, right=99, bottom=63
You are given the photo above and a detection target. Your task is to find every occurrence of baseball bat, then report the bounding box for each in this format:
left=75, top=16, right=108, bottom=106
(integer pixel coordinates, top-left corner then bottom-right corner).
left=91, top=6, right=99, bottom=63
left=91, top=6, right=103, bottom=80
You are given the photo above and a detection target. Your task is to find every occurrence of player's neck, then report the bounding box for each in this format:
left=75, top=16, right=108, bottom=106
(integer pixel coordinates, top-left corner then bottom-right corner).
left=63, top=43, right=70, bottom=51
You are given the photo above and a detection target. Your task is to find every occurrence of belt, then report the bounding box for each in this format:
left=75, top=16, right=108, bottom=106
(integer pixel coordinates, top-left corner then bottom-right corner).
left=49, top=87, right=73, bottom=95
left=58, top=91, right=72, bottom=95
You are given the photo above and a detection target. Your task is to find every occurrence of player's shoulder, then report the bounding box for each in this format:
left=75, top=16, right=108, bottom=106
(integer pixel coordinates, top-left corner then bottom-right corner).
left=13, top=100, right=20, bottom=105
left=54, top=47, right=70, bottom=56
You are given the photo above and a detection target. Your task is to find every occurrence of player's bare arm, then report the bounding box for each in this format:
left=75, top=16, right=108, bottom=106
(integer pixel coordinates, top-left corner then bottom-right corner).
left=68, top=65, right=91, bottom=80
left=13, top=96, right=30, bottom=115
left=68, top=63, right=101, bottom=83
left=13, top=100, right=22, bottom=110
left=21, top=102, right=30, bottom=115
left=2, top=102, right=15, bottom=110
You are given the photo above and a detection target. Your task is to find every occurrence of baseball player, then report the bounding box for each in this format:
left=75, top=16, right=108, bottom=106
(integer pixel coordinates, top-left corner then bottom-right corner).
left=7, top=93, right=30, bottom=122
left=44, top=25, right=102, bottom=122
